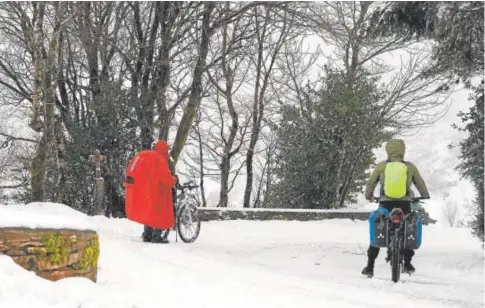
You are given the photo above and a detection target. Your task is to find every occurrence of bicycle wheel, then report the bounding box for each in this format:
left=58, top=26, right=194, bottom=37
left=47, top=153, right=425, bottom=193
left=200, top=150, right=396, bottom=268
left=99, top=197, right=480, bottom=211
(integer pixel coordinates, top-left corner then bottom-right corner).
left=176, top=202, right=201, bottom=243
left=391, top=231, right=401, bottom=283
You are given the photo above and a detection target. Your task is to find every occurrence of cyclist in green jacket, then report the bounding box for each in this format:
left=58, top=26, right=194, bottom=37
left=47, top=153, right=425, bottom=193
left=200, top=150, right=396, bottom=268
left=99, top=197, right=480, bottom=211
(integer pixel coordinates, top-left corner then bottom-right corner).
left=362, top=139, right=430, bottom=277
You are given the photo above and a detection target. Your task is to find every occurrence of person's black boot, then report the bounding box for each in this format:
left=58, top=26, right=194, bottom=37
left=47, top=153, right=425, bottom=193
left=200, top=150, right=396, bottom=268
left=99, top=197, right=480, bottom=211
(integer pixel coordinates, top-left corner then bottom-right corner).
left=385, top=249, right=391, bottom=263
left=151, top=234, right=169, bottom=244
left=403, top=250, right=415, bottom=273
left=142, top=232, right=152, bottom=243
left=361, top=266, right=374, bottom=277
left=404, top=262, right=415, bottom=274
left=361, top=258, right=375, bottom=277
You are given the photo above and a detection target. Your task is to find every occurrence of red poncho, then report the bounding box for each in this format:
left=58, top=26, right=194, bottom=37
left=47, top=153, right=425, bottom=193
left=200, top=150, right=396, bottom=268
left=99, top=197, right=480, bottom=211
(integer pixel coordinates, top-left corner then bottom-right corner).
left=124, top=141, right=176, bottom=229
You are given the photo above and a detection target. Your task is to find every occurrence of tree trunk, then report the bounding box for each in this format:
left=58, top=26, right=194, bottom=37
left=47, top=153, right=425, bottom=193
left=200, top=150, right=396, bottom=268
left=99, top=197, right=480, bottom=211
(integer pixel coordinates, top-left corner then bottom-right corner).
left=243, top=10, right=265, bottom=208
left=262, top=147, right=273, bottom=208
left=243, top=7, right=289, bottom=207
left=219, top=155, right=230, bottom=208
left=29, top=3, right=47, bottom=201
left=170, top=2, right=214, bottom=165
left=253, top=159, right=267, bottom=208
left=30, top=133, right=48, bottom=201
left=156, top=49, right=171, bottom=142
left=195, top=110, right=207, bottom=207
left=218, top=21, right=239, bottom=208
left=30, top=2, right=60, bottom=202
left=54, top=118, right=67, bottom=203
left=243, top=122, right=262, bottom=208
left=157, top=2, right=176, bottom=141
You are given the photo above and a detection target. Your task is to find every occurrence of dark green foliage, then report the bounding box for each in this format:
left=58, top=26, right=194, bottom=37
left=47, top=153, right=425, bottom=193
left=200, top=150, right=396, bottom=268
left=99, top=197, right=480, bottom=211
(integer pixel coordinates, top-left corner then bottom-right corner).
left=454, top=81, right=484, bottom=242
left=266, top=69, right=389, bottom=209
left=40, top=85, right=141, bottom=217
left=371, top=1, right=484, bottom=82
left=370, top=2, right=439, bottom=39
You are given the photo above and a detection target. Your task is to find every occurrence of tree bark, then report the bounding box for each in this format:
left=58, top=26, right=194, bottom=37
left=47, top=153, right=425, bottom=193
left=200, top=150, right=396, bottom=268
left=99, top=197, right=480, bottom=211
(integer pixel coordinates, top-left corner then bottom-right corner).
left=54, top=117, right=67, bottom=204
left=195, top=108, right=207, bottom=207
left=29, top=3, right=47, bottom=201
left=30, top=2, right=62, bottom=202
left=218, top=20, right=240, bottom=208
left=170, top=2, right=215, bottom=165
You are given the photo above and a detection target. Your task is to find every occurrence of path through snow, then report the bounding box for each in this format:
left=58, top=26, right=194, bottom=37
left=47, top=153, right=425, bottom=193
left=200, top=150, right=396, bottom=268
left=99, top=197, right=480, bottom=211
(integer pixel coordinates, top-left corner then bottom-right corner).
left=0, top=203, right=483, bottom=308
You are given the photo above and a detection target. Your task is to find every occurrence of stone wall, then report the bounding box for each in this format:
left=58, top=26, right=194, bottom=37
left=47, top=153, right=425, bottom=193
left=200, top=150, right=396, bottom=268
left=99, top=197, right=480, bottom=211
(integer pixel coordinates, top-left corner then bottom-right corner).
left=0, top=228, right=99, bottom=282
left=197, top=208, right=436, bottom=224
left=198, top=208, right=371, bottom=222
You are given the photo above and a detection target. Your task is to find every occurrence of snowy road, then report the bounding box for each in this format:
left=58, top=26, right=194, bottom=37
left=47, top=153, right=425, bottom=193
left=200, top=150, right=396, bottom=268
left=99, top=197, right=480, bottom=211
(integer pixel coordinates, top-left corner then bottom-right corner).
left=94, top=217, right=484, bottom=308
left=1, top=203, right=483, bottom=308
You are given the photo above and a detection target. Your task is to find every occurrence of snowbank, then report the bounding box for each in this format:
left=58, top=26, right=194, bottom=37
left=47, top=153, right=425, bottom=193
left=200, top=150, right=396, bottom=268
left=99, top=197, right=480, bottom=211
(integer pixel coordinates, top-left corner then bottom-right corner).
left=0, top=202, right=482, bottom=308
left=0, top=202, right=95, bottom=231
left=0, top=255, right=129, bottom=308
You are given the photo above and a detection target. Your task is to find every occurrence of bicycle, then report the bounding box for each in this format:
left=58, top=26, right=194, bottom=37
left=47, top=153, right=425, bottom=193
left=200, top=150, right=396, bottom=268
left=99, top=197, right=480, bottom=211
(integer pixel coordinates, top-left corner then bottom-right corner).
left=159, top=180, right=202, bottom=243
left=370, top=197, right=425, bottom=283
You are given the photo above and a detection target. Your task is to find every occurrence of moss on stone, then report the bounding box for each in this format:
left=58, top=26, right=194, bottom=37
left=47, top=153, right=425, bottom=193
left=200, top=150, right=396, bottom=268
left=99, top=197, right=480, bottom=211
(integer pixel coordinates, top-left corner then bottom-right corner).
left=36, top=234, right=72, bottom=265
left=80, top=234, right=99, bottom=271
left=32, top=247, right=47, bottom=261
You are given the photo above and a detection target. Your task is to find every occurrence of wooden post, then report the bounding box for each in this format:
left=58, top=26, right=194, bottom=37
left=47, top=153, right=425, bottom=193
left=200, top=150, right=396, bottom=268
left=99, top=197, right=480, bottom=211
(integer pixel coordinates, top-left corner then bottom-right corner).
left=89, top=149, right=106, bottom=215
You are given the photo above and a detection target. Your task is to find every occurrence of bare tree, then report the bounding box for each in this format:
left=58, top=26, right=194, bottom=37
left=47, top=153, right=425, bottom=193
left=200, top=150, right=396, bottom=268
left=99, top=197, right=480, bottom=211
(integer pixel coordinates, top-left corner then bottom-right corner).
left=253, top=129, right=278, bottom=208
left=204, top=9, right=255, bottom=207
left=0, top=2, right=68, bottom=202
left=289, top=2, right=452, bottom=207
left=306, top=2, right=451, bottom=130
left=243, top=6, right=296, bottom=208
left=170, top=2, right=215, bottom=164
left=170, top=2, right=280, bottom=166
left=443, top=195, right=460, bottom=227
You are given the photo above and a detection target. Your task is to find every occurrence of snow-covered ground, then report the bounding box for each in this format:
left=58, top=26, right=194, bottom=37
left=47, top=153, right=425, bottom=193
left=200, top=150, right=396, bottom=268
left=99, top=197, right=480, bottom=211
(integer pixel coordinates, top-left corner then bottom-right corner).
left=0, top=203, right=483, bottom=308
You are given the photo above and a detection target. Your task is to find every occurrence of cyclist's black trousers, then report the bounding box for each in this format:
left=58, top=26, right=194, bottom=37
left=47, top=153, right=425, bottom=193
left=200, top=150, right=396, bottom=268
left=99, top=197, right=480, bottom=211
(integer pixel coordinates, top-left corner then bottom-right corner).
left=367, top=201, right=415, bottom=263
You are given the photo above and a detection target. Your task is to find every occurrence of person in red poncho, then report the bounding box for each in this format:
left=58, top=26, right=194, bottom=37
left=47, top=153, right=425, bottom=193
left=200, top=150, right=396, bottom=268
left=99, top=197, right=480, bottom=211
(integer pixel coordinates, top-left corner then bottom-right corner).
left=124, top=140, right=177, bottom=243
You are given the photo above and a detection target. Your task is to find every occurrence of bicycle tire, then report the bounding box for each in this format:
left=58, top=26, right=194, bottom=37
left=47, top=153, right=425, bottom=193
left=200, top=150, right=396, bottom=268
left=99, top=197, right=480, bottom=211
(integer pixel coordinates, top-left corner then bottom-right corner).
left=176, top=203, right=201, bottom=243
left=391, top=231, right=401, bottom=283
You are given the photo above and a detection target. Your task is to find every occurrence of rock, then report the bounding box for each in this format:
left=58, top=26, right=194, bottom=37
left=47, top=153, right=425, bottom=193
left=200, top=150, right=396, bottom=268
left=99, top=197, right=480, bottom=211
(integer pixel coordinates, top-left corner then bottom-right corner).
left=5, top=231, right=31, bottom=243
left=0, top=227, right=99, bottom=282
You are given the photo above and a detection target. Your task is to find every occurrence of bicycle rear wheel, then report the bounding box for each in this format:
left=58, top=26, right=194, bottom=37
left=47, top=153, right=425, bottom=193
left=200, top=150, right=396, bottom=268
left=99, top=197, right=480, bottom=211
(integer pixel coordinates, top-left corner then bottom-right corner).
left=391, top=231, right=401, bottom=283
left=176, top=202, right=201, bottom=243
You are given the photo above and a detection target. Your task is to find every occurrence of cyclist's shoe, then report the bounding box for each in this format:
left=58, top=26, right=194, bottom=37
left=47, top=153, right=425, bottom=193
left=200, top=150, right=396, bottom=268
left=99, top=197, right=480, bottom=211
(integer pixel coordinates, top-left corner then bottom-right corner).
left=151, top=234, right=169, bottom=244
left=361, top=266, right=374, bottom=277
left=404, top=262, right=415, bottom=273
